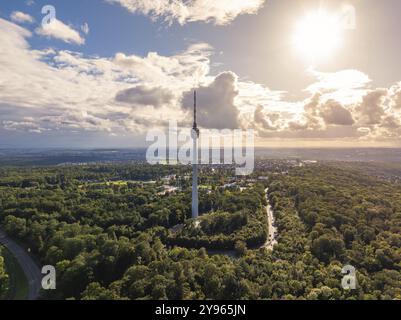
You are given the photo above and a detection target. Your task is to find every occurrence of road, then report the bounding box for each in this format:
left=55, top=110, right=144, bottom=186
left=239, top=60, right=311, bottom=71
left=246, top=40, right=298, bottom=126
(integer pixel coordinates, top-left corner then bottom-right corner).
left=262, top=188, right=278, bottom=250
left=0, top=228, right=41, bottom=300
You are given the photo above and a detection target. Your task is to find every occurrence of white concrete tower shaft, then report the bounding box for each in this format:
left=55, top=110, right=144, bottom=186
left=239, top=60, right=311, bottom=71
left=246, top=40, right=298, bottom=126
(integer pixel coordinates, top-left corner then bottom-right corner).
left=192, top=90, right=199, bottom=219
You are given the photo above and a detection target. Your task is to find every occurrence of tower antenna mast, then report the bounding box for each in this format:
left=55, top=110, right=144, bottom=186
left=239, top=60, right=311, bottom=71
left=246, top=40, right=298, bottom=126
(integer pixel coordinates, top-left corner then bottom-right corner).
left=193, top=90, right=199, bottom=135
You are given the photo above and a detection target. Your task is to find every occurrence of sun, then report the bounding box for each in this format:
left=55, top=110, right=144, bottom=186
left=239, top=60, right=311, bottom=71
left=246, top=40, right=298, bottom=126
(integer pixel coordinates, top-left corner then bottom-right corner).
left=292, top=10, right=344, bottom=62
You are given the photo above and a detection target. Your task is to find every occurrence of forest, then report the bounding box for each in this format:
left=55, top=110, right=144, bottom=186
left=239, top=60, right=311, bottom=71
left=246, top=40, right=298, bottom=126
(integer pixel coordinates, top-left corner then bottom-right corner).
left=0, top=247, right=9, bottom=299
left=0, top=162, right=400, bottom=299
left=168, top=187, right=268, bottom=250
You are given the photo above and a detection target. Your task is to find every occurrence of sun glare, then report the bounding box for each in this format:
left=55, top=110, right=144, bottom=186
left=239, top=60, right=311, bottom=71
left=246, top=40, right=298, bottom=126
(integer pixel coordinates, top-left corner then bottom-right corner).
left=292, top=10, right=343, bottom=62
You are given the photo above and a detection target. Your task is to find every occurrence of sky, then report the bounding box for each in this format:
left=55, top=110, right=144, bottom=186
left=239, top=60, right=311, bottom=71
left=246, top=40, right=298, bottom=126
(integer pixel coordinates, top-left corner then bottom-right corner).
left=1, top=0, right=401, bottom=148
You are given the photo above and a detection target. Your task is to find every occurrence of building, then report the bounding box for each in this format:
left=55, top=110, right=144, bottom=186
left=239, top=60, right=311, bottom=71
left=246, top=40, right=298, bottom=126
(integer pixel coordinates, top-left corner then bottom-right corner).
left=192, top=91, right=200, bottom=219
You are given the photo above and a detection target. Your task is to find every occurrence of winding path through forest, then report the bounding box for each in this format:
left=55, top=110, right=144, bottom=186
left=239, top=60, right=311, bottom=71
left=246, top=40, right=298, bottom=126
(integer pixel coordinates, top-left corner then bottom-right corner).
left=262, top=188, right=278, bottom=251
left=0, top=228, right=41, bottom=300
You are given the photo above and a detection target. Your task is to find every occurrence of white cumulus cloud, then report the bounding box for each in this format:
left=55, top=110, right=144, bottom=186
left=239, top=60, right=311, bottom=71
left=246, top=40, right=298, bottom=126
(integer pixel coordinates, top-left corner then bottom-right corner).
left=10, top=11, right=34, bottom=24
left=2, top=17, right=401, bottom=146
left=106, top=0, right=265, bottom=25
left=35, top=19, right=85, bottom=45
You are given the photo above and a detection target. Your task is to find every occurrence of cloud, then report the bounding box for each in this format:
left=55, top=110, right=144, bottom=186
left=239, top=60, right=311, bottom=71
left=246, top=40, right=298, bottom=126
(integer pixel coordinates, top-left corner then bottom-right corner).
left=81, top=22, right=90, bottom=35
left=2, top=17, right=401, bottom=147
left=113, top=43, right=212, bottom=89
left=261, top=83, right=401, bottom=143
left=291, top=94, right=354, bottom=129
left=308, top=69, right=371, bottom=92
left=3, top=119, right=46, bottom=133
left=35, top=19, right=85, bottom=45
left=319, top=100, right=354, bottom=126
left=182, top=72, right=240, bottom=129
left=106, top=0, right=265, bottom=25
left=390, top=83, right=401, bottom=109
left=307, top=69, right=371, bottom=105
left=258, top=93, right=356, bottom=140
left=115, top=85, right=174, bottom=107
left=381, top=115, right=401, bottom=129
left=10, top=11, right=34, bottom=24
left=302, top=93, right=325, bottom=130
left=254, top=105, right=284, bottom=132
left=0, top=18, right=214, bottom=137
left=355, top=89, right=387, bottom=125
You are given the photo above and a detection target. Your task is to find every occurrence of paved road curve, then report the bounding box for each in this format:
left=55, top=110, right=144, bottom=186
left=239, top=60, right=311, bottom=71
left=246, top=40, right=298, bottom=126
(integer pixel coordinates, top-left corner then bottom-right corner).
left=0, top=228, right=41, bottom=300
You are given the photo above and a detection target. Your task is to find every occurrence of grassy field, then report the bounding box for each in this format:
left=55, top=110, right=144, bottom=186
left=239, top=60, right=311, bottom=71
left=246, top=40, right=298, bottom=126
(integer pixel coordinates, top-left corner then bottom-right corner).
left=1, top=245, right=28, bottom=300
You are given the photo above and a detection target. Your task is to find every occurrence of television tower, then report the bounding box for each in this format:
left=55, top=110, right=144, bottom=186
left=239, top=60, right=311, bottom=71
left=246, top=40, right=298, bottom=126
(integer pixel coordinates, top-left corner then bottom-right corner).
left=191, top=90, right=200, bottom=219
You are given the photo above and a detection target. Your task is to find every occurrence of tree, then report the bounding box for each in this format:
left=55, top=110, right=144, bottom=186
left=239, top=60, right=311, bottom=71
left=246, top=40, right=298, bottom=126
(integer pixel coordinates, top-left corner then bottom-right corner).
left=234, top=241, right=247, bottom=257
left=0, top=251, right=9, bottom=298
left=4, top=216, right=27, bottom=238
left=311, top=234, right=345, bottom=263
left=81, top=282, right=120, bottom=300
